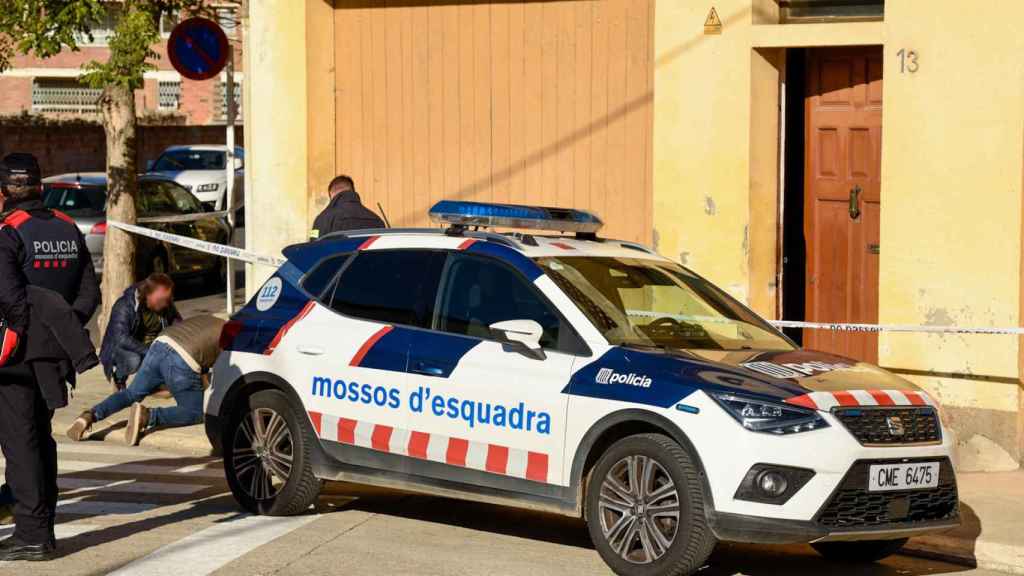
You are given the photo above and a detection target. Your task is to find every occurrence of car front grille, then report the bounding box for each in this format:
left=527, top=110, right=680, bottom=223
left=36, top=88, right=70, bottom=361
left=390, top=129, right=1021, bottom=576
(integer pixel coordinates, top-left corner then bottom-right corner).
left=816, top=458, right=958, bottom=530
left=834, top=406, right=941, bottom=446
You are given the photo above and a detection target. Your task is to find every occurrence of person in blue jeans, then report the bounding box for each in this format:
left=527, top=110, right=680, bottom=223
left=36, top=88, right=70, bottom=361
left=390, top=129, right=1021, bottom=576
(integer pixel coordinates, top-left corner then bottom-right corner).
left=68, top=315, right=225, bottom=446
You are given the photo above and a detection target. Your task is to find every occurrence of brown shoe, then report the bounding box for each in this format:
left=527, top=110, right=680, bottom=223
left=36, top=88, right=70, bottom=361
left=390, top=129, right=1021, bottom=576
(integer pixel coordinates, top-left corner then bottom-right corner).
left=66, top=411, right=95, bottom=442
left=125, top=403, right=150, bottom=446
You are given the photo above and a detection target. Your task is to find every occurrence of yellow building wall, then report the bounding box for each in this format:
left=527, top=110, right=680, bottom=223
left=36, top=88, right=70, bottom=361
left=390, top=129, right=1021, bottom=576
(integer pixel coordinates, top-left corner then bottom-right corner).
left=653, top=0, right=1024, bottom=467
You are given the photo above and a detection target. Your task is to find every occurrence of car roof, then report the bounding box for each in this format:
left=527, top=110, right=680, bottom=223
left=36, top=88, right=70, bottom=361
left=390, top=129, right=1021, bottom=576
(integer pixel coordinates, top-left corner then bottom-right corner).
left=42, top=173, right=186, bottom=187
left=160, top=145, right=244, bottom=153
left=285, top=228, right=667, bottom=273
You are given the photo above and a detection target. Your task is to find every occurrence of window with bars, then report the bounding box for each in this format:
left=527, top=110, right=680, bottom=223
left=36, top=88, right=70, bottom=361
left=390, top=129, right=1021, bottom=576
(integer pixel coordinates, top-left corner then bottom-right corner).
left=32, top=78, right=102, bottom=114
left=780, top=0, right=884, bottom=22
left=216, top=80, right=243, bottom=123
left=158, top=81, right=182, bottom=110
left=77, top=6, right=178, bottom=45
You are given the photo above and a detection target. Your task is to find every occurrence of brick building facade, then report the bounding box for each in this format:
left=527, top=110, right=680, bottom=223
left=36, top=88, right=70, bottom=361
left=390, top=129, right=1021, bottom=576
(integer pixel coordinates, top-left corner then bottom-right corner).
left=0, top=4, right=243, bottom=176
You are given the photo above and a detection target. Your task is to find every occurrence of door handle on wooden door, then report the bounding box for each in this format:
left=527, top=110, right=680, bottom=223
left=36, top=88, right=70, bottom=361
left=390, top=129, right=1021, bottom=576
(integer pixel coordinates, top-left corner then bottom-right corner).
left=849, top=185, right=862, bottom=220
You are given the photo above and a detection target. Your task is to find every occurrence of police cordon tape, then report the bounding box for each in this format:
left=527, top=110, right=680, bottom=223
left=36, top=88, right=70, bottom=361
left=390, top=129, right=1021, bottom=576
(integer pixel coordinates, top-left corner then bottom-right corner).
left=108, top=219, right=285, bottom=267
left=109, top=219, right=1024, bottom=335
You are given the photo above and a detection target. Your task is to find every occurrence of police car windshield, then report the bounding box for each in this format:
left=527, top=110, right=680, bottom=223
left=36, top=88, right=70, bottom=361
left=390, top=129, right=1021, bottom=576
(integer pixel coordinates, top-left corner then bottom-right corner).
left=537, top=256, right=793, bottom=352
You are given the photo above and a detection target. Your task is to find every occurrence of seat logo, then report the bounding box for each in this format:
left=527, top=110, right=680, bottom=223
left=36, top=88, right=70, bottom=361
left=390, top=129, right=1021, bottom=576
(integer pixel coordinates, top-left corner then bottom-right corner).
left=596, top=368, right=652, bottom=388
left=886, top=416, right=906, bottom=437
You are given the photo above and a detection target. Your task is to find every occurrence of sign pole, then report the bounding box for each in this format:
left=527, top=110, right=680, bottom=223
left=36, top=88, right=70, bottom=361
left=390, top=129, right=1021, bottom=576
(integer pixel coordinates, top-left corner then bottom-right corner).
left=225, top=33, right=237, bottom=315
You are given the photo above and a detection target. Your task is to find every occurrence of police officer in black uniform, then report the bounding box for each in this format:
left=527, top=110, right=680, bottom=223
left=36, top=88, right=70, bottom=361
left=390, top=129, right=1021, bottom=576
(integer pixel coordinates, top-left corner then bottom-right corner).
left=0, top=153, right=99, bottom=561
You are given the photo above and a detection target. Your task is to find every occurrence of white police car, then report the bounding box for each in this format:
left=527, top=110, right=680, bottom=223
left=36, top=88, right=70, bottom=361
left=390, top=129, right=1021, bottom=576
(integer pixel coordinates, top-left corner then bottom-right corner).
left=207, top=201, right=958, bottom=576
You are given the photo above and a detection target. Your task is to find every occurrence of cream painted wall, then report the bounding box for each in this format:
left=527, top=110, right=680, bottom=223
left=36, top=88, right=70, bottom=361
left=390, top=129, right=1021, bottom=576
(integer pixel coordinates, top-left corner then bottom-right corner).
left=244, top=0, right=314, bottom=296
left=652, top=0, right=1024, bottom=465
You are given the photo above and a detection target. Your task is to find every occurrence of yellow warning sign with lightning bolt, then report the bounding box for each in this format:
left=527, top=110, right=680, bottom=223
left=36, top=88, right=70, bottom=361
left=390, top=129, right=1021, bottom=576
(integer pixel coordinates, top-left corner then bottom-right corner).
left=704, top=7, right=722, bottom=34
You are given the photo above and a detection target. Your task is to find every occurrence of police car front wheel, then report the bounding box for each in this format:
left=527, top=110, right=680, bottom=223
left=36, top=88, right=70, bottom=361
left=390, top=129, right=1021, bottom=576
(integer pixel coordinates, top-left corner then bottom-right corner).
left=224, top=390, right=321, bottom=516
left=585, top=433, right=716, bottom=576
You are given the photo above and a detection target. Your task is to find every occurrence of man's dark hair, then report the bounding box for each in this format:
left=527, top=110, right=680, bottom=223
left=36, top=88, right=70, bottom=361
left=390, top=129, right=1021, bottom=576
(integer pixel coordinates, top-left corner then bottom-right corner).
left=0, top=152, right=42, bottom=200
left=139, top=273, right=174, bottom=298
left=328, top=175, right=355, bottom=197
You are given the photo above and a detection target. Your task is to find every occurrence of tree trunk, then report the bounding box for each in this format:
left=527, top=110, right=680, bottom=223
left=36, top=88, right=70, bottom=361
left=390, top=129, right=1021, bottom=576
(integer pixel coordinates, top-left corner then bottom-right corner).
left=98, top=84, right=138, bottom=334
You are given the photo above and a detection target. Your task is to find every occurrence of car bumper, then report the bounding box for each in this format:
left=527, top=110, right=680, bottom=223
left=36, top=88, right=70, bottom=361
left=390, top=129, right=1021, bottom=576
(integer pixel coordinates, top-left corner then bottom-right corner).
left=710, top=511, right=960, bottom=544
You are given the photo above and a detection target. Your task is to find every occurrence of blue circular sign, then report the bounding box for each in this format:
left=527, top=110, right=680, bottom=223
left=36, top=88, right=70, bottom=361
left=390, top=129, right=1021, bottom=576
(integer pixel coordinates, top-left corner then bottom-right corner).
left=167, top=18, right=230, bottom=81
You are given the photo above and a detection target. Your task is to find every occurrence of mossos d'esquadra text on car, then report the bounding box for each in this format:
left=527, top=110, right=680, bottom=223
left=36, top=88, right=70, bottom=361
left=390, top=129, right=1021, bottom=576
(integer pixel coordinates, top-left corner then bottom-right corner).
left=205, top=201, right=959, bottom=576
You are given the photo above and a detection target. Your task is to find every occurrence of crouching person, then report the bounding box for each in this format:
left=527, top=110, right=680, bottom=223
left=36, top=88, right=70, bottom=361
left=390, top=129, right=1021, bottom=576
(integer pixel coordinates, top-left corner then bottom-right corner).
left=68, top=314, right=224, bottom=446
left=98, top=274, right=179, bottom=391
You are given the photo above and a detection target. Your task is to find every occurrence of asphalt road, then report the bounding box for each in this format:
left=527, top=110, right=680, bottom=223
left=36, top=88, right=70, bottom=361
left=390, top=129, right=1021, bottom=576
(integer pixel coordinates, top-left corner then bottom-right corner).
left=0, top=440, right=1008, bottom=576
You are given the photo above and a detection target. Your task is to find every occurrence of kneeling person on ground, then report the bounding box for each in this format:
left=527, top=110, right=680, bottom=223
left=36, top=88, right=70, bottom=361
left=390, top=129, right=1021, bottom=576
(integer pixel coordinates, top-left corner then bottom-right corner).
left=98, top=274, right=179, bottom=391
left=69, top=314, right=225, bottom=446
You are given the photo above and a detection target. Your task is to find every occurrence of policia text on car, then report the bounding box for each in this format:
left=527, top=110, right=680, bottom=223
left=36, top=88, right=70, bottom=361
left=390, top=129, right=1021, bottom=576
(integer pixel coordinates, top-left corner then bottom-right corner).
left=0, top=153, right=100, bottom=561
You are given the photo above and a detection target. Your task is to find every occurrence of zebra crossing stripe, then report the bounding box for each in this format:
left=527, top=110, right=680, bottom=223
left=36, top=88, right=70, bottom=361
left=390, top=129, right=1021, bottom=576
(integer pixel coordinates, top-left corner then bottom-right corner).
left=59, top=477, right=211, bottom=496
left=0, top=459, right=225, bottom=479
left=106, top=514, right=319, bottom=576
left=58, top=497, right=158, bottom=516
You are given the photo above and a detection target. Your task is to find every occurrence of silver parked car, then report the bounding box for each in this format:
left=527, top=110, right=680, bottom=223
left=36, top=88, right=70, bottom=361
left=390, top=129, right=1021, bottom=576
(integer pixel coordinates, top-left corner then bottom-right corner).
left=147, top=145, right=244, bottom=213
left=42, top=173, right=231, bottom=281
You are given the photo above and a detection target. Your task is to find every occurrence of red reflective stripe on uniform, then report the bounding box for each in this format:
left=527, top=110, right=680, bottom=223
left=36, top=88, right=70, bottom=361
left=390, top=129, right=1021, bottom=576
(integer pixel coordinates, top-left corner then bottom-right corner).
left=526, top=452, right=548, bottom=483
left=357, top=236, right=380, bottom=250
left=832, top=391, right=858, bottom=407
left=550, top=242, right=574, bottom=250
left=337, top=418, right=357, bottom=444
left=2, top=210, right=30, bottom=229
left=785, top=394, right=818, bottom=410
left=33, top=261, right=40, bottom=269
left=0, top=329, right=19, bottom=365
left=371, top=425, right=394, bottom=452
left=51, top=210, right=75, bottom=225
left=485, top=445, right=509, bottom=475
left=349, top=325, right=393, bottom=366
left=263, top=300, right=316, bottom=355
left=869, top=390, right=896, bottom=406
left=904, top=391, right=926, bottom=406
left=43, top=260, right=50, bottom=268
left=308, top=411, right=323, bottom=435
left=457, top=238, right=476, bottom=250
left=407, top=431, right=430, bottom=459
left=446, top=438, right=469, bottom=467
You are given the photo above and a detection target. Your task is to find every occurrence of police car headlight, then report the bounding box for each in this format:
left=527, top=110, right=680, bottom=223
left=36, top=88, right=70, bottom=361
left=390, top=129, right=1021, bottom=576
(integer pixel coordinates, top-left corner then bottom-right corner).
left=197, top=183, right=219, bottom=192
left=710, top=393, right=829, bottom=435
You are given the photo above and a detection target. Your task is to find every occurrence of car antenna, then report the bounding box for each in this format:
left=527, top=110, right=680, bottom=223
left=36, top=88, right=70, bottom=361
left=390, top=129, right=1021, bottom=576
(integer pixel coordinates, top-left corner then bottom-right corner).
left=377, top=202, right=391, bottom=228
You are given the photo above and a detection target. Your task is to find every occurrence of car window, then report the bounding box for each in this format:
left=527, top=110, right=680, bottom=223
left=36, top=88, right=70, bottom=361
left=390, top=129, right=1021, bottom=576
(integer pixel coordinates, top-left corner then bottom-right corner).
left=328, top=250, right=446, bottom=328
left=42, top=185, right=107, bottom=216
left=436, top=254, right=563, bottom=349
left=303, top=254, right=351, bottom=299
left=140, top=181, right=202, bottom=215
left=153, top=149, right=226, bottom=171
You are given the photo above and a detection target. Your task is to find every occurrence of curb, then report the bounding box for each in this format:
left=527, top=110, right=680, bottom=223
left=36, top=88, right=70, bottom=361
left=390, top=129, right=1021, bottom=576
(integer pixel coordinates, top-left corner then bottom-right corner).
left=905, top=534, right=1024, bottom=575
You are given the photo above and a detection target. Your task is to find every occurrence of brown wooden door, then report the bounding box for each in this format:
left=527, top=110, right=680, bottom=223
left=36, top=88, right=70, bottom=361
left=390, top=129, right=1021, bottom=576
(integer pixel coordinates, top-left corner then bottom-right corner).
left=804, top=47, right=883, bottom=362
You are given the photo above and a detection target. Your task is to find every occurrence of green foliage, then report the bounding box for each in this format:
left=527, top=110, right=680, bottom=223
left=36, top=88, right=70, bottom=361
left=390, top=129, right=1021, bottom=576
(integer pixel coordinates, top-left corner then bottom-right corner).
left=0, top=0, right=215, bottom=88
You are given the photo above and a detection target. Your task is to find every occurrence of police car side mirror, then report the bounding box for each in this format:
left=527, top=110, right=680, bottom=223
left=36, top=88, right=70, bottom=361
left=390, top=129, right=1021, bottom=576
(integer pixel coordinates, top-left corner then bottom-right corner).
left=490, top=319, right=546, bottom=361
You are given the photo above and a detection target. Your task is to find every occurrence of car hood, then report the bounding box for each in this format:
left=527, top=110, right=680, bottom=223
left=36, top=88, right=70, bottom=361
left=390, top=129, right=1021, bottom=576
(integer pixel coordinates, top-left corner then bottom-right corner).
left=565, top=345, right=922, bottom=410
left=150, top=170, right=227, bottom=188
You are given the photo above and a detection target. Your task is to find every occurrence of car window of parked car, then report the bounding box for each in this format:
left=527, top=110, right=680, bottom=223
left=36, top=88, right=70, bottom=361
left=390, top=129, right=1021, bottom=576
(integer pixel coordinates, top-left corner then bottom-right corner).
left=303, top=254, right=351, bottom=299
left=42, top=185, right=107, bottom=216
left=436, top=253, right=564, bottom=350
left=140, top=181, right=203, bottom=215
left=153, top=149, right=227, bottom=171
left=327, top=250, right=447, bottom=328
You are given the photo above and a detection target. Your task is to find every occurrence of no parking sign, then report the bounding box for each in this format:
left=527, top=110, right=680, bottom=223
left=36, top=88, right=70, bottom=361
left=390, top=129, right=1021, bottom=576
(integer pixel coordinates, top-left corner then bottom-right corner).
left=167, top=17, right=230, bottom=81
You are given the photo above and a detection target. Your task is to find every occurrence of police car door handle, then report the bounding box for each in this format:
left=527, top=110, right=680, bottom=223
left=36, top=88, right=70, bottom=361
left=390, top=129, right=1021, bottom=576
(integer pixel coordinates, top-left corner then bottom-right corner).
left=411, top=362, right=444, bottom=377
left=296, top=345, right=325, bottom=356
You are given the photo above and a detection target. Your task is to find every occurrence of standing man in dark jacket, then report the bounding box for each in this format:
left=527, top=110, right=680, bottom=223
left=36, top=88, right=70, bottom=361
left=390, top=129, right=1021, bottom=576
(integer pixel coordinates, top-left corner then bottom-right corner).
left=98, top=274, right=180, bottom=390
left=310, top=175, right=385, bottom=239
left=0, top=153, right=66, bottom=560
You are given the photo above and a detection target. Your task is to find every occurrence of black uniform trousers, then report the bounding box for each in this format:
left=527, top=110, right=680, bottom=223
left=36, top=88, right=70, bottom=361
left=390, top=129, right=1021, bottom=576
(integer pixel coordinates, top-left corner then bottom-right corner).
left=0, top=364, right=57, bottom=544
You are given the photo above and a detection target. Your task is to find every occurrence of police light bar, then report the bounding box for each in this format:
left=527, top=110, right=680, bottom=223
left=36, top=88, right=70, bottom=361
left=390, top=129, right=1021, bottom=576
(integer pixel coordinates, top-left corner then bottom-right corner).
left=428, top=200, right=603, bottom=234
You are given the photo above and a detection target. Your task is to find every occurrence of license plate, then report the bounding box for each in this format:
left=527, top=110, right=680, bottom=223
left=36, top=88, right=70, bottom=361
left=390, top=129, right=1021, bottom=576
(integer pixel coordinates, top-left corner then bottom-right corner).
left=868, top=462, right=940, bottom=492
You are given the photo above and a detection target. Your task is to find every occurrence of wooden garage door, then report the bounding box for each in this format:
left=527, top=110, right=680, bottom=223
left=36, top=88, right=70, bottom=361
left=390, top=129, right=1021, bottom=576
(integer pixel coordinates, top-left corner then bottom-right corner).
left=333, top=0, right=654, bottom=242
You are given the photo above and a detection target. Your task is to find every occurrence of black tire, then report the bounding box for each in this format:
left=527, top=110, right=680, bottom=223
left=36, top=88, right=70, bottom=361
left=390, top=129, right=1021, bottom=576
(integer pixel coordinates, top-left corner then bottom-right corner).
left=811, top=538, right=908, bottom=563
left=205, top=256, right=227, bottom=288
left=223, top=390, right=321, bottom=516
left=146, top=250, right=169, bottom=277
left=585, top=433, right=716, bottom=576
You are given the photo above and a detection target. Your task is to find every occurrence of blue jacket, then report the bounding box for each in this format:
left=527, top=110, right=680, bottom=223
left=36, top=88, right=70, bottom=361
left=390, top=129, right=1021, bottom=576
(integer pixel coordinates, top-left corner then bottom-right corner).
left=98, top=284, right=181, bottom=380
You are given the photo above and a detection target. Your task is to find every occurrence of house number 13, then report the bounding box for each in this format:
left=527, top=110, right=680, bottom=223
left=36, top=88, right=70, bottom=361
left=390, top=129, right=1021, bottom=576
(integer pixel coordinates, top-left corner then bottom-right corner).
left=897, top=49, right=919, bottom=73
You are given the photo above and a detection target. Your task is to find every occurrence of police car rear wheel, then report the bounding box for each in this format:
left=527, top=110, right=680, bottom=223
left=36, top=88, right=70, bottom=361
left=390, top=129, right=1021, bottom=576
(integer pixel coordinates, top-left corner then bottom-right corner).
left=224, top=390, right=320, bottom=515
left=586, top=433, right=715, bottom=576
left=810, top=538, right=908, bottom=563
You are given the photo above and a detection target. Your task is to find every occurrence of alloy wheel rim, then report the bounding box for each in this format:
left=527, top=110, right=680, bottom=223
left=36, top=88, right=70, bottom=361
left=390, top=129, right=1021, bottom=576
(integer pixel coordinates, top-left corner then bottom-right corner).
left=598, top=455, right=681, bottom=564
left=232, top=407, right=293, bottom=501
